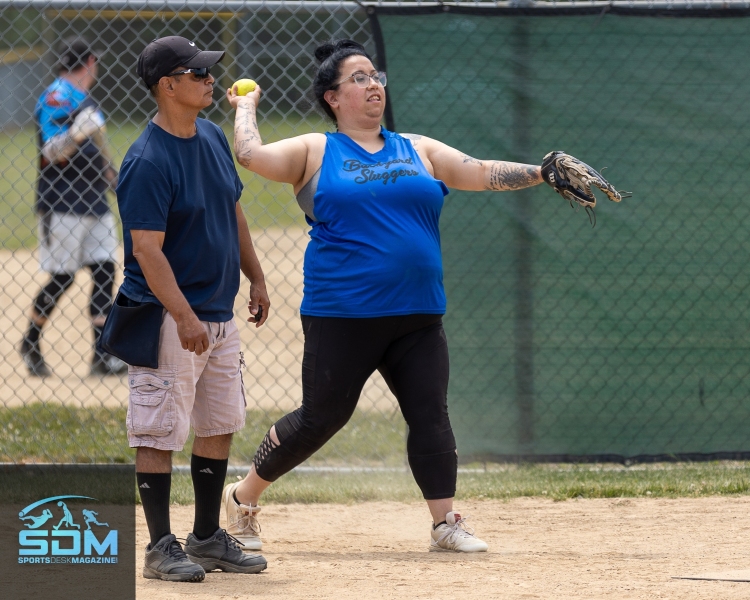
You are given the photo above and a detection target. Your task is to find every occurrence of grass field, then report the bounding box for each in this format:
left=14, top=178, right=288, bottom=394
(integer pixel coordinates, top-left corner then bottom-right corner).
left=169, top=461, right=750, bottom=505
left=0, top=404, right=406, bottom=467
left=3, top=404, right=750, bottom=504
left=0, top=113, right=323, bottom=249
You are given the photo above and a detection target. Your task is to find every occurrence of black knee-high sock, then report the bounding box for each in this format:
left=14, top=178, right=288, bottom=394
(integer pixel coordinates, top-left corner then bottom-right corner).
left=137, top=472, right=172, bottom=547
left=25, top=322, right=43, bottom=345
left=191, top=454, right=228, bottom=540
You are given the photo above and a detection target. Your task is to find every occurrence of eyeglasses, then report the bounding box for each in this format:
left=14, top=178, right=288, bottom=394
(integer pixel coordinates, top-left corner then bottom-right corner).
left=335, top=71, right=387, bottom=88
left=165, top=67, right=211, bottom=79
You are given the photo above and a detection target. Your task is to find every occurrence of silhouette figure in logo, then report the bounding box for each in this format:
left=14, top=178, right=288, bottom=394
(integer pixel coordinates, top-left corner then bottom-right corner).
left=19, top=508, right=54, bottom=529
left=53, top=501, right=80, bottom=530
left=81, top=509, right=108, bottom=530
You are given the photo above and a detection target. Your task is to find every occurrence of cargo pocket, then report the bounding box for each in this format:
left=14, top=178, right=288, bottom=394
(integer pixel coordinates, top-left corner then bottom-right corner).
left=127, top=370, right=176, bottom=436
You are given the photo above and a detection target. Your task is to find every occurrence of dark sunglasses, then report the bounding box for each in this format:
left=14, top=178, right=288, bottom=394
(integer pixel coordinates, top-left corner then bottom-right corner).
left=165, top=67, right=211, bottom=79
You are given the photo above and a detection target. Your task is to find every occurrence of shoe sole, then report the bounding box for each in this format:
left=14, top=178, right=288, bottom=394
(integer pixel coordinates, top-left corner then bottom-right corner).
left=142, top=566, right=205, bottom=582
left=429, top=544, right=488, bottom=553
left=188, top=556, right=267, bottom=574
left=236, top=537, right=263, bottom=551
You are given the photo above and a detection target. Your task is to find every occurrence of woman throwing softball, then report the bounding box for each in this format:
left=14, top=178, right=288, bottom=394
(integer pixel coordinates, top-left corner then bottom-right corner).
left=223, top=39, right=547, bottom=553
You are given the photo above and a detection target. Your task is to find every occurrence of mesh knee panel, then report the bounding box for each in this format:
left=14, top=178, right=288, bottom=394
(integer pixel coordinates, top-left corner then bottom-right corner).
left=252, top=431, right=279, bottom=472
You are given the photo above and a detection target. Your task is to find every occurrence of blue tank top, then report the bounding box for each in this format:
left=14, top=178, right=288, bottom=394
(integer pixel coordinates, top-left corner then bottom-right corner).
left=301, top=128, right=449, bottom=317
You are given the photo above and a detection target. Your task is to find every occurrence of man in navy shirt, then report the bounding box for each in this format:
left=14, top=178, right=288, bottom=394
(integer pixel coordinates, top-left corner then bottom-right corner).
left=117, top=36, right=270, bottom=582
left=21, top=37, right=125, bottom=377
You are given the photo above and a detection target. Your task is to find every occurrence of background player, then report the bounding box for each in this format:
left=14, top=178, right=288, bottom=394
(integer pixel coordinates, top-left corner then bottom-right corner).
left=20, top=37, right=125, bottom=377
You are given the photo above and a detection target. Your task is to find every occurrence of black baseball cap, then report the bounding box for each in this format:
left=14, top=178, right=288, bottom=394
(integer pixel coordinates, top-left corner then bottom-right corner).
left=137, top=36, right=225, bottom=87
left=58, top=37, right=97, bottom=71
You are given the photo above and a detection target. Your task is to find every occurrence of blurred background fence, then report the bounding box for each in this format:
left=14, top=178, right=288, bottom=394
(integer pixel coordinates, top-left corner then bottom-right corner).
left=3, top=0, right=750, bottom=467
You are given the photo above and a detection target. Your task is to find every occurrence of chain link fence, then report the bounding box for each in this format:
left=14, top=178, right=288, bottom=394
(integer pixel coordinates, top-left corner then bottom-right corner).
left=0, top=0, right=399, bottom=466
left=374, top=2, right=750, bottom=461
left=3, top=1, right=750, bottom=467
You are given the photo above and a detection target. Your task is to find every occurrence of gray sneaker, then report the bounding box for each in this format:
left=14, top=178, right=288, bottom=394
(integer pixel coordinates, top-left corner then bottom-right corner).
left=143, top=533, right=205, bottom=582
left=185, top=528, right=267, bottom=574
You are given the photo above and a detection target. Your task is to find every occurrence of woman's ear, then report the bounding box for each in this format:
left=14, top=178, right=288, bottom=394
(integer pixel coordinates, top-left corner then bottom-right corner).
left=324, top=89, right=338, bottom=110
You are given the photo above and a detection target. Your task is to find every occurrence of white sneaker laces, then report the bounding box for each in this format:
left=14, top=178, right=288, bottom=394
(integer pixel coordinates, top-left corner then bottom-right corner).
left=237, top=505, right=261, bottom=535
left=436, top=514, right=476, bottom=546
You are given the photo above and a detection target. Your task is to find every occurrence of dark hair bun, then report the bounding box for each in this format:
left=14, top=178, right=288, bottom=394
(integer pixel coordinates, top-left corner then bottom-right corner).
left=314, top=39, right=366, bottom=64
left=314, top=42, right=336, bottom=64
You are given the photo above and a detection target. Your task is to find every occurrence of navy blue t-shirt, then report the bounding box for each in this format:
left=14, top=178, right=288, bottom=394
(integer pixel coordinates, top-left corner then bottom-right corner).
left=117, top=119, right=243, bottom=321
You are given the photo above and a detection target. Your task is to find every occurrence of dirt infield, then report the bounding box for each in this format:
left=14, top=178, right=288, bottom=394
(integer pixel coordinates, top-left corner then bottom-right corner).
left=0, top=228, right=394, bottom=412
left=137, top=497, right=750, bottom=599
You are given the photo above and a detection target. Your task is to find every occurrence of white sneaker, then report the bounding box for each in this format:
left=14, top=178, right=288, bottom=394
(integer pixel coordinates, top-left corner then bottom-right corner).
left=430, top=511, right=488, bottom=553
left=222, top=482, right=262, bottom=551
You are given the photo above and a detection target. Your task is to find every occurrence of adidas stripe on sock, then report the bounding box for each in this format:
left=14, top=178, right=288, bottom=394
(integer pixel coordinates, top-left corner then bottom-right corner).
left=137, top=472, right=171, bottom=546
left=191, top=454, right=228, bottom=540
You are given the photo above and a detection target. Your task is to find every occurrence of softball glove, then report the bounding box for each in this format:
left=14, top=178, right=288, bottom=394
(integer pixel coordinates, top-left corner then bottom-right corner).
left=541, top=151, right=630, bottom=226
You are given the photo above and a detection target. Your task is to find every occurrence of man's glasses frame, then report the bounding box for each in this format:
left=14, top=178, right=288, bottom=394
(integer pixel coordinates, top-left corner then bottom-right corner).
left=335, top=71, right=387, bottom=89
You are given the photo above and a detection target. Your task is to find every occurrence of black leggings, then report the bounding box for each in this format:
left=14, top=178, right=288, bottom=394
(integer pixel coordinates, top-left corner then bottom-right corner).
left=253, top=314, right=457, bottom=500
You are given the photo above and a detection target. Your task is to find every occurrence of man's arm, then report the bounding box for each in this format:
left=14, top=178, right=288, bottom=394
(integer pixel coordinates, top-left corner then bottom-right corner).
left=131, top=229, right=209, bottom=355
left=236, top=203, right=270, bottom=327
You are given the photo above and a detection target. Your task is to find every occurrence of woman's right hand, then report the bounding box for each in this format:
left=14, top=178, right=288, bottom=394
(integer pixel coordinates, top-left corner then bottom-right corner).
left=226, top=83, right=262, bottom=110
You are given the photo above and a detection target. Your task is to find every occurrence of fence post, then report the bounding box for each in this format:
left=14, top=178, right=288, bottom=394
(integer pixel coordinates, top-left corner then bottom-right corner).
left=511, top=17, right=534, bottom=452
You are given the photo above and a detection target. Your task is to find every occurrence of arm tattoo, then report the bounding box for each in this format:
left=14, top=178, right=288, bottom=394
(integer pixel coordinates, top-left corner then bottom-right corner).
left=236, top=141, right=253, bottom=167
left=240, top=109, right=260, bottom=140
left=402, top=133, right=422, bottom=149
left=485, top=162, right=539, bottom=191
left=234, top=104, right=261, bottom=164
left=460, top=153, right=483, bottom=166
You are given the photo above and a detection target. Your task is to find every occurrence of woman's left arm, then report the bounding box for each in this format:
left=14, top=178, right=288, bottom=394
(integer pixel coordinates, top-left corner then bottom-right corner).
left=413, top=135, right=543, bottom=192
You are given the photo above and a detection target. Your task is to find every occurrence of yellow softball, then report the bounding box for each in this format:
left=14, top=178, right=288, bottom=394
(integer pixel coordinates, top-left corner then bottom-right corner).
left=233, top=79, right=257, bottom=96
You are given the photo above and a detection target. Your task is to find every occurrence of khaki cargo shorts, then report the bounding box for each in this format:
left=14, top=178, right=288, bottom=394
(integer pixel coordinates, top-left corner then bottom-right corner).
left=126, top=311, right=246, bottom=451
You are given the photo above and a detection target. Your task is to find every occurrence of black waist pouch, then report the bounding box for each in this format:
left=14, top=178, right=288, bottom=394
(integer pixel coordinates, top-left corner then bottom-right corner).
left=96, top=292, right=163, bottom=368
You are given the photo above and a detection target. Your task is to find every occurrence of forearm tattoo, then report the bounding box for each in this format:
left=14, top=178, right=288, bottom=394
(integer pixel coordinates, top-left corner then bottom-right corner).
left=234, top=104, right=261, bottom=167
left=485, top=161, right=540, bottom=191
left=236, top=141, right=253, bottom=163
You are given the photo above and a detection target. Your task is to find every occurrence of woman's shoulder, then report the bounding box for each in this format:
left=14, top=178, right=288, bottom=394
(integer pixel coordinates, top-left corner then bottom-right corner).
left=393, top=131, right=429, bottom=151
left=300, top=132, right=328, bottom=143
left=397, top=132, right=422, bottom=142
